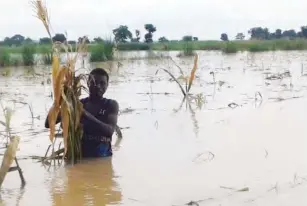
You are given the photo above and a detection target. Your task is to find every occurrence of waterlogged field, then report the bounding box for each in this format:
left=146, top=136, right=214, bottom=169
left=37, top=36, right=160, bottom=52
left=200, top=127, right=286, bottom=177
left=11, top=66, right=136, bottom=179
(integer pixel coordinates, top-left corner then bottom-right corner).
left=0, top=51, right=307, bottom=206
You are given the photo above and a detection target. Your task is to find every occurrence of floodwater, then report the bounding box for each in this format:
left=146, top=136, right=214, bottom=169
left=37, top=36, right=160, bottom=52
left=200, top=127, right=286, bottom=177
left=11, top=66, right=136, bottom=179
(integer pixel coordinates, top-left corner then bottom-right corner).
left=0, top=50, right=307, bottom=206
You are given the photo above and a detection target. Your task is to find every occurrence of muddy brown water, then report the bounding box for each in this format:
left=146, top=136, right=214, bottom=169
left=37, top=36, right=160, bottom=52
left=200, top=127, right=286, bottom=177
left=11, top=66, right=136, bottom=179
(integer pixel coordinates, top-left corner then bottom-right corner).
left=0, top=50, right=307, bottom=206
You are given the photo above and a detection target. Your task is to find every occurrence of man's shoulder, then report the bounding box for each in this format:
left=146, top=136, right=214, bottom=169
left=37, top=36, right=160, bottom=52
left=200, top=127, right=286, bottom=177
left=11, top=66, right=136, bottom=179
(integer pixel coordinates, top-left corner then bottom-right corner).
left=103, top=98, right=119, bottom=114
left=104, top=98, right=119, bottom=107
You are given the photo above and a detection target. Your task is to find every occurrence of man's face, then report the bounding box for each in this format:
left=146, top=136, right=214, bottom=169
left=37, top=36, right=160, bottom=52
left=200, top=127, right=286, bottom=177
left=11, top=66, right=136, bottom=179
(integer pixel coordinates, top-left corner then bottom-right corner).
left=88, top=74, right=108, bottom=98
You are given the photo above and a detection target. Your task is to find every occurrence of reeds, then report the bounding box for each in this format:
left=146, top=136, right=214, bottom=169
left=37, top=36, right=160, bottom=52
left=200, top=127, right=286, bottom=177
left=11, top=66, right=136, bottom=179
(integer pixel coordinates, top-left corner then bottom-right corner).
left=0, top=48, right=11, bottom=67
left=22, top=44, right=36, bottom=66
left=31, top=0, right=88, bottom=163
left=90, top=39, right=115, bottom=62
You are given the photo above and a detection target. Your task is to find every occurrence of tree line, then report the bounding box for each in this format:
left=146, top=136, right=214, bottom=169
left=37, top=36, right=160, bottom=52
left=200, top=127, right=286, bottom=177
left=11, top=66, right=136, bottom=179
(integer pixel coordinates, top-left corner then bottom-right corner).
left=2, top=25, right=307, bottom=47
left=221, top=26, right=307, bottom=41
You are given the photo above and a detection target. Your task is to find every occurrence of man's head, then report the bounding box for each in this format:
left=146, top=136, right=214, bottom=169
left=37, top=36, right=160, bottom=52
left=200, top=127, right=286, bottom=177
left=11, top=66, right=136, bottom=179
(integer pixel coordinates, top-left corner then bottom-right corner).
left=88, top=68, right=109, bottom=99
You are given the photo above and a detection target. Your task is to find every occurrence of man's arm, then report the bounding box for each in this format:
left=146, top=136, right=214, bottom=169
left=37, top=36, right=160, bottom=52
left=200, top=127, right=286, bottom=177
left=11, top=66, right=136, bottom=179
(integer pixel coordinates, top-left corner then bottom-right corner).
left=83, top=100, right=119, bottom=137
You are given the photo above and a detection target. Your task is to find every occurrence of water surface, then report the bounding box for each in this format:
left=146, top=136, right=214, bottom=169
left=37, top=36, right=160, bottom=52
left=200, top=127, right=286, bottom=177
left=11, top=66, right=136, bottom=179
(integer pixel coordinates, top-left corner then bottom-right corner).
left=0, top=51, right=307, bottom=206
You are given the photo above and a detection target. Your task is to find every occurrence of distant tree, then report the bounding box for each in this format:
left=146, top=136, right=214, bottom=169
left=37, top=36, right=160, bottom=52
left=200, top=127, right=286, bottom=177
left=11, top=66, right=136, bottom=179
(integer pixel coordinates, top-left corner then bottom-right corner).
left=11, top=34, right=25, bottom=46
left=300, top=26, right=307, bottom=38
left=158, top=37, right=169, bottom=42
left=68, top=40, right=76, bottom=44
left=24, top=37, right=33, bottom=44
left=248, top=27, right=270, bottom=40
left=183, top=36, right=193, bottom=41
left=3, top=37, right=12, bottom=46
left=39, top=37, right=52, bottom=44
left=220, top=33, right=229, bottom=41
left=235, top=33, right=245, bottom=40
left=282, top=30, right=297, bottom=39
left=131, top=30, right=141, bottom=42
left=113, top=25, right=132, bottom=43
left=193, top=37, right=199, bottom=41
left=52, top=33, right=66, bottom=43
left=93, top=37, right=103, bottom=43
left=275, top=29, right=282, bottom=39
left=297, top=31, right=303, bottom=38
left=144, top=24, right=156, bottom=43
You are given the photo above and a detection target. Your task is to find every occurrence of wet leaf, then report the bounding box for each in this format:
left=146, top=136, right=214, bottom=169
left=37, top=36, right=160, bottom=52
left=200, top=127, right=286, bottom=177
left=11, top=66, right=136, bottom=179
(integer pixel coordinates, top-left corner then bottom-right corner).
left=0, top=121, right=5, bottom=127
left=156, top=68, right=186, bottom=96
left=54, top=66, right=67, bottom=107
left=237, top=187, right=249, bottom=192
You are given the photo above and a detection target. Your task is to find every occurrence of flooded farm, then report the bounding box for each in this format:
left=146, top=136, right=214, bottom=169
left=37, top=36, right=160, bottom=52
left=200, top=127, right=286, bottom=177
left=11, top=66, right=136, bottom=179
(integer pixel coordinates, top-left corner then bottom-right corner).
left=0, top=50, right=307, bottom=206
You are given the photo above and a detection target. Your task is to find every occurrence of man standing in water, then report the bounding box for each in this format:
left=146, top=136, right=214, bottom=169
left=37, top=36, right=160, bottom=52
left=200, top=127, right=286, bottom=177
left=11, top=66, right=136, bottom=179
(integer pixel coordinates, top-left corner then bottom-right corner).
left=45, top=68, right=119, bottom=158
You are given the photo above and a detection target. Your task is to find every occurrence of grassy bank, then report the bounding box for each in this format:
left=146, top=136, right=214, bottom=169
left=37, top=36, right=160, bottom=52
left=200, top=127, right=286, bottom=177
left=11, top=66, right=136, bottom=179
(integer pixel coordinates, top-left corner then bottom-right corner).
left=2, top=39, right=307, bottom=53
left=2, top=39, right=307, bottom=66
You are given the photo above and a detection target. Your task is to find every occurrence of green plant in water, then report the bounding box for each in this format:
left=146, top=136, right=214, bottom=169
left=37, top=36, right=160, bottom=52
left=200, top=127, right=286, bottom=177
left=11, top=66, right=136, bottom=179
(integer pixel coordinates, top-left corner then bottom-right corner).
left=222, top=42, right=238, bottom=54
left=90, top=43, right=105, bottom=62
left=41, top=46, right=53, bottom=65
left=90, top=40, right=115, bottom=62
left=103, top=39, right=115, bottom=61
left=0, top=49, right=11, bottom=67
left=22, top=44, right=36, bottom=66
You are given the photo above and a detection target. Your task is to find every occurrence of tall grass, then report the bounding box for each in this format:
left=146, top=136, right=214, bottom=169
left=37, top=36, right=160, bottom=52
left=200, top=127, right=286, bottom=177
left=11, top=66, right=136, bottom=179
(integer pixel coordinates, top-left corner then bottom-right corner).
left=40, top=46, right=52, bottom=65
left=222, top=42, right=238, bottom=54
left=90, top=40, right=115, bottom=62
left=90, top=43, right=105, bottom=62
left=21, top=44, right=36, bottom=66
left=0, top=49, right=11, bottom=67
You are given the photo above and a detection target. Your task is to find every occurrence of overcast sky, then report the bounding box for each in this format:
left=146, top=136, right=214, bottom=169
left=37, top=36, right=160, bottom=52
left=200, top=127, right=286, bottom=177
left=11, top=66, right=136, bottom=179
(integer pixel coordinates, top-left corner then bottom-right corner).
left=1, top=0, right=307, bottom=41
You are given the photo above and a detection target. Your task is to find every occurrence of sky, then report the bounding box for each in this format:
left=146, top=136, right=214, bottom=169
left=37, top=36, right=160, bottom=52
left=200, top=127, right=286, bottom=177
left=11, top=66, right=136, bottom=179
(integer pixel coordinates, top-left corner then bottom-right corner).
left=1, top=0, right=307, bottom=41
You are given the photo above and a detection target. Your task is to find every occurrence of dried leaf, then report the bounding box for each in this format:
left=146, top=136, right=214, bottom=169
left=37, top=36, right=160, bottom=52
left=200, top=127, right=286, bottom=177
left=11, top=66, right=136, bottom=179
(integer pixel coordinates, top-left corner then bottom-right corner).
left=54, top=67, right=67, bottom=107
left=60, top=101, right=70, bottom=155
left=47, top=105, right=60, bottom=142
left=187, top=54, right=198, bottom=92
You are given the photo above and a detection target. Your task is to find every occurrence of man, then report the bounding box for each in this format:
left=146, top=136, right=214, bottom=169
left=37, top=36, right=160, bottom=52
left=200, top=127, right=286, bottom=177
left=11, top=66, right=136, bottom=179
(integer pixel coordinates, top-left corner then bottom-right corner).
left=45, top=68, right=119, bottom=158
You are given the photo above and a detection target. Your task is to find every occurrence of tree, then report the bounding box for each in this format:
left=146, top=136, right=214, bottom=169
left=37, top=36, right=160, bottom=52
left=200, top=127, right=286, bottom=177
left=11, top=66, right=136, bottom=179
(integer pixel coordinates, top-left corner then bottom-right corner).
left=282, top=30, right=297, bottom=39
left=11, top=34, right=25, bottom=46
left=68, top=40, right=76, bottom=45
left=24, top=38, right=33, bottom=44
left=113, top=25, right=132, bottom=43
left=193, top=37, right=199, bottom=41
left=39, top=37, right=52, bottom=44
left=220, top=33, right=229, bottom=41
left=183, top=36, right=193, bottom=41
left=93, top=37, right=103, bottom=43
left=235, top=33, right=245, bottom=40
left=275, top=29, right=282, bottom=39
left=300, top=26, right=307, bottom=38
left=52, top=33, right=66, bottom=43
left=144, top=24, right=156, bottom=43
left=248, top=27, right=270, bottom=40
left=158, top=37, right=168, bottom=42
left=131, top=30, right=141, bottom=42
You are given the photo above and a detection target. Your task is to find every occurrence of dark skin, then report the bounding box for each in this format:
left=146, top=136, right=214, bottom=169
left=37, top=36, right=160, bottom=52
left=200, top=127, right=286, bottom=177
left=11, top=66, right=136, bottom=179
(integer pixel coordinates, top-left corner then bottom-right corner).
left=45, top=74, right=118, bottom=137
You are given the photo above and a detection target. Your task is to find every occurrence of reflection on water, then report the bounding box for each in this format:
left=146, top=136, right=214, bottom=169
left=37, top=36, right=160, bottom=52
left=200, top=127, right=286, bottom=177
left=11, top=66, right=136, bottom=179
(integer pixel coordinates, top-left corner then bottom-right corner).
left=51, top=158, right=121, bottom=206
